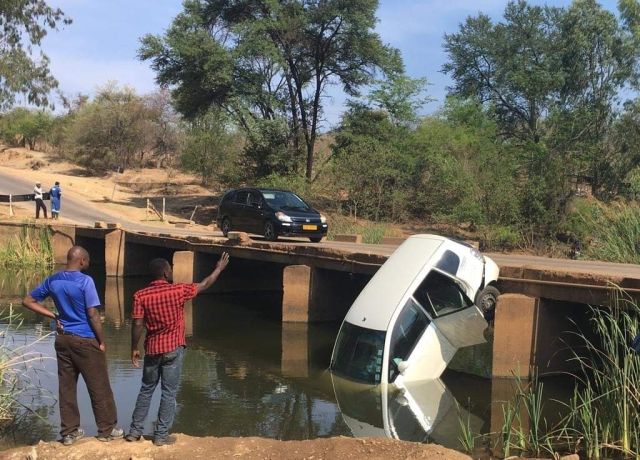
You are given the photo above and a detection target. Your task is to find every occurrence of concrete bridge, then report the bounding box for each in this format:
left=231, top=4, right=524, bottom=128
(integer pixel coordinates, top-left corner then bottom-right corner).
left=2, top=220, right=640, bottom=380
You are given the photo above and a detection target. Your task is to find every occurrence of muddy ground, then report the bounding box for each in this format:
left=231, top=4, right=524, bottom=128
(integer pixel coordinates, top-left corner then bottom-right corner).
left=0, top=434, right=472, bottom=460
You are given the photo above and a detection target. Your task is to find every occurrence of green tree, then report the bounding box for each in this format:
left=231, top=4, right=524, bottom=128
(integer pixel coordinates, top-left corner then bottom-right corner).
left=181, top=109, right=241, bottom=186
left=65, top=84, right=154, bottom=173
left=443, top=1, right=564, bottom=144
left=0, top=108, right=53, bottom=149
left=0, top=0, right=71, bottom=109
left=139, top=0, right=400, bottom=180
left=332, top=104, right=411, bottom=220
left=366, top=74, right=431, bottom=126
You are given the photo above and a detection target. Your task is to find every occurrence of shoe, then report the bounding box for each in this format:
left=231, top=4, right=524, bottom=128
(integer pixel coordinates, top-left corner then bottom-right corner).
left=96, top=427, right=124, bottom=442
left=61, top=428, right=84, bottom=446
left=125, top=433, right=142, bottom=442
left=153, top=434, right=177, bottom=446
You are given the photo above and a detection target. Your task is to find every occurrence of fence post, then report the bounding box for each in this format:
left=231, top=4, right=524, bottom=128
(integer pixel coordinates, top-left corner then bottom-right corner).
left=146, top=199, right=150, bottom=220
left=8, top=194, right=13, bottom=217
left=162, top=197, right=166, bottom=222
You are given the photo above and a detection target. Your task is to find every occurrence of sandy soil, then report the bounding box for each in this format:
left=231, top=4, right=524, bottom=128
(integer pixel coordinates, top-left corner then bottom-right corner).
left=0, top=434, right=472, bottom=460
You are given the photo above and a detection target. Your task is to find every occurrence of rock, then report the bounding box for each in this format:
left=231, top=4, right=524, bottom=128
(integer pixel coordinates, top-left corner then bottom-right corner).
left=106, top=223, right=122, bottom=229
left=94, top=221, right=107, bottom=229
left=227, top=231, right=251, bottom=244
left=560, top=455, right=580, bottom=460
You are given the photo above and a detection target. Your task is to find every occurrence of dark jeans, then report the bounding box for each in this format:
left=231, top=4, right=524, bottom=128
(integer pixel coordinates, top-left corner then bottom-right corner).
left=55, top=334, right=118, bottom=437
left=129, top=346, right=185, bottom=439
left=35, top=198, right=47, bottom=219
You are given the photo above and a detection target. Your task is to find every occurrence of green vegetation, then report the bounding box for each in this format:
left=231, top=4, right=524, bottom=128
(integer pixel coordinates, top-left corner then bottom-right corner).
left=326, top=215, right=401, bottom=244
left=472, top=292, right=640, bottom=458
left=0, top=0, right=70, bottom=110
left=0, top=227, right=54, bottom=270
left=2, top=0, right=640, bottom=258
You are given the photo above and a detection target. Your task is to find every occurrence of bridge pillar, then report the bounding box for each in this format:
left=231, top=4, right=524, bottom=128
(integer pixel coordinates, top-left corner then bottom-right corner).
left=492, top=294, right=538, bottom=378
left=282, top=265, right=370, bottom=322
left=49, top=224, right=75, bottom=264
left=282, top=265, right=311, bottom=322
left=492, top=294, right=587, bottom=378
left=281, top=322, right=309, bottom=377
left=105, top=229, right=125, bottom=277
left=173, top=251, right=198, bottom=283
left=104, top=277, right=125, bottom=328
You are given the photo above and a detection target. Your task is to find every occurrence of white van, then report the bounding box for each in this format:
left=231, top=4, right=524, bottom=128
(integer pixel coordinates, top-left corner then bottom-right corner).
left=330, top=234, right=499, bottom=385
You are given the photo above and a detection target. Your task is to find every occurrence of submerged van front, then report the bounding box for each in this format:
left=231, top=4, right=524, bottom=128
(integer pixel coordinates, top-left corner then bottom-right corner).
left=330, top=234, right=498, bottom=385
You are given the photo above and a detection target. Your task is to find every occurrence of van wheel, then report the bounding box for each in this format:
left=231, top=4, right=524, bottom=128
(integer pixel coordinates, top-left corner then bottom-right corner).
left=475, top=285, right=500, bottom=319
left=221, top=218, right=231, bottom=237
left=264, top=221, right=278, bottom=241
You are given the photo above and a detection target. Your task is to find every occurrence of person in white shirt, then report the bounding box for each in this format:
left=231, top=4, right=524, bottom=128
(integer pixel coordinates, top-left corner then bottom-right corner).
left=34, top=182, right=48, bottom=219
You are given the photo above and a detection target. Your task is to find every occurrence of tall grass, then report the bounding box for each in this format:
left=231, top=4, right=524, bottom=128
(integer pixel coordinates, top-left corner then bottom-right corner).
left=560, top=290, right=640, bottom=458
left=493, top=289, right=640, bottom=458
left=0, top=226, right=53, bottom=269
left=0, top=305, right=53, bottom=428
left=573, top=200, right=640, bottom=264
left=326, top=214, right=403, bottom=244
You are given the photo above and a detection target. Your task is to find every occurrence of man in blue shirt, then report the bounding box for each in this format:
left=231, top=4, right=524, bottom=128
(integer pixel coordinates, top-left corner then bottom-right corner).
left=22, top=246, right=123, bottom=445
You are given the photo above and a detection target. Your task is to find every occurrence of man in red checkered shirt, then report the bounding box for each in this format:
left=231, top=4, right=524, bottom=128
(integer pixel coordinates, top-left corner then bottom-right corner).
left=126, top=252, right=229, bottom=446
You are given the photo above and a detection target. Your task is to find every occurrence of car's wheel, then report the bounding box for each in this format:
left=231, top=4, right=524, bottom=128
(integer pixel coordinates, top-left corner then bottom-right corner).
left=264, top=221, right=278, bottom=241
left=475, top=285, right=500, bottom=319
left=309, top=237, right=323, bottom=243
left=221, top=217, right=231, bottom=237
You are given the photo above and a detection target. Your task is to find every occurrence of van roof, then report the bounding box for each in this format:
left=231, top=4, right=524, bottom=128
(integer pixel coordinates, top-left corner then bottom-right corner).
left=344, top=234, right=447, bottom=331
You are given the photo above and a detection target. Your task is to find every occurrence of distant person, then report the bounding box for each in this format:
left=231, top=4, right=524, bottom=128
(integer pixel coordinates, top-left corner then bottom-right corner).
left=50, top=181, right=62, bottom=220
left=127, top=252, right=230, bottom=446
left=22, top=246, right=123, bottom=445
left=34, top=181, right=48, bottom=219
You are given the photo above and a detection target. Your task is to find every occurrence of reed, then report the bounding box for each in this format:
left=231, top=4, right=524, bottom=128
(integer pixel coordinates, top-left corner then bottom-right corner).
left=0, top=305, right=47, bottom=423
left=492, top=288, right=640, bottom=458
left=456, top=399, right=475, bottom=453
left=0, top=226, right=53, bottom=269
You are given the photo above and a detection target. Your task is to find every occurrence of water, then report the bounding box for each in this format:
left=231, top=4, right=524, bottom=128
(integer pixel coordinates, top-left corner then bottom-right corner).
left=0, top=269, right=570, bottom=452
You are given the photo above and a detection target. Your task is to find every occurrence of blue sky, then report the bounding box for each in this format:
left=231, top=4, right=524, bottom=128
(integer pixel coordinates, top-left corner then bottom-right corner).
left=43, top=0, right=619, bottom=126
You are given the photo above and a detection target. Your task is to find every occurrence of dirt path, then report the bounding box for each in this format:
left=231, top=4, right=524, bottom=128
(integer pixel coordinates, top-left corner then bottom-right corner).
left=0, top=434, right=471, bottom=460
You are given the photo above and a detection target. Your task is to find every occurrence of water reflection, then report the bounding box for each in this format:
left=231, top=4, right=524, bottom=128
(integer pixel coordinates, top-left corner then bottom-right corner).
left=0, top=269, right=572, bottom=453
left=331, top=374, right=483, bottom=446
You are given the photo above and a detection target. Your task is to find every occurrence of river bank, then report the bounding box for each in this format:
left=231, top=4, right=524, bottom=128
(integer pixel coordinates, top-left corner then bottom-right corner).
left=0, top=434, right=471, bottom=459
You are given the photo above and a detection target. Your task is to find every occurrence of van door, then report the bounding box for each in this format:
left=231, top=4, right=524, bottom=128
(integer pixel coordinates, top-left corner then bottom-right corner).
left=413, top=270, right=487, bottom=349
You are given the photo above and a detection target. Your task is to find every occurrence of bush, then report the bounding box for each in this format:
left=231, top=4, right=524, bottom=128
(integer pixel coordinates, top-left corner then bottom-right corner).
left=479, top=225, right=521, bottom=251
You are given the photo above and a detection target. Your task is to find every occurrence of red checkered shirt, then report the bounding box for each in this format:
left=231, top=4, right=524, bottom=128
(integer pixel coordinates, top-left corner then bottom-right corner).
left=132, top=280, right=199, bottom=355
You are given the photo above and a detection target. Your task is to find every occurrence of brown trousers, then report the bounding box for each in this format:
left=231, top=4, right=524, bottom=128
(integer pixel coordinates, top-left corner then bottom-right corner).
left=54, top=334, right=117, bottom=437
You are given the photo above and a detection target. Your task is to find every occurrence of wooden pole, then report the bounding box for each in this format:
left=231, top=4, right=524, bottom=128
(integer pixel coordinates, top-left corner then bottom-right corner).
left=8, top=194, right=13, bottom=217
left=146, top=199, right=150, bottom=220
left=162, top=197, right=165, bottom=222
left=189, top=205, right=198, bottom=222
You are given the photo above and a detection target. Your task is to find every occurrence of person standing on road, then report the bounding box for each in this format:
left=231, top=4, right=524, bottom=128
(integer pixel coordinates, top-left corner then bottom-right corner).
left=50, top=181, right=62, bottom=220
left=34, top=181, right=48, bottom=219
left=22, top=246, right=123, bottom=445
left=127, top=252, right=230, bottom=446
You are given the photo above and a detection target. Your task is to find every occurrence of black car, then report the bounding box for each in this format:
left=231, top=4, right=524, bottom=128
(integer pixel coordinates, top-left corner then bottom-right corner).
left=216, top=188, right=328, bottom=242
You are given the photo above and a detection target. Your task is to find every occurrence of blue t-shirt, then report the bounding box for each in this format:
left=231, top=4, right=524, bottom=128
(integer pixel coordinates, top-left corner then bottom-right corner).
left=30, top=271, right=101, bottom=338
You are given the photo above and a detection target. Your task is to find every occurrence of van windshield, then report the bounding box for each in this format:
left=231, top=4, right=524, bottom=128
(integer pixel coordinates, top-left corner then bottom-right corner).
left=331, top=322, right=386, bottom=385
left=262, top=191, right=310, bottom=211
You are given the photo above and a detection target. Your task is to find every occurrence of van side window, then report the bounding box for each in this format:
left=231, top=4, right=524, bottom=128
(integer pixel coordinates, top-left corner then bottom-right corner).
left=388, top=298, right=430, bottom=382
left=435, top=250, right=460, bottom=276
left=234, top=191, right=249, bottom=205
left=414, top=271, right=472, bottom=317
